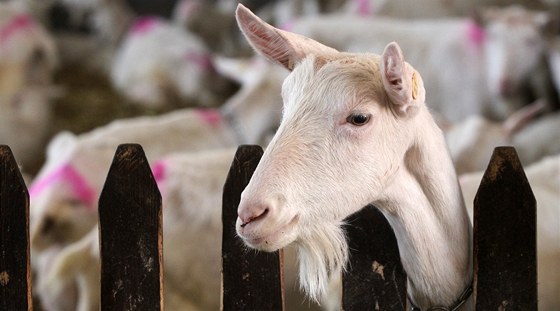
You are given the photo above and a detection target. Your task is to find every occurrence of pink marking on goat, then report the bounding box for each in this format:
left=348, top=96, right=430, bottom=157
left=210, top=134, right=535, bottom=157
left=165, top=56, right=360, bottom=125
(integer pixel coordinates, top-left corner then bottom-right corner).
left=184, top=51, right=216, bottom=72
left=151, top=159, right=167, bottom=195
left=151, top=160, right=166, bottom=184
left=130, top=16, right=159, bottom=35
left=466, top=20, right=486, bottom=48
left=0, top=14, right=34, bottom=43
left=29, top=164, right=96, bottom=208
left=356, top=0, right=373, bottom=16
left=195, top=108, right=222, bottom=126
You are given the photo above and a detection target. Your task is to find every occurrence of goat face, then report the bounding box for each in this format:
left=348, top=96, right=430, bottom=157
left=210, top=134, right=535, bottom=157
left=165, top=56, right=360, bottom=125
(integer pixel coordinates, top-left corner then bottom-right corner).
left=235, top=5, right=426, bottom=254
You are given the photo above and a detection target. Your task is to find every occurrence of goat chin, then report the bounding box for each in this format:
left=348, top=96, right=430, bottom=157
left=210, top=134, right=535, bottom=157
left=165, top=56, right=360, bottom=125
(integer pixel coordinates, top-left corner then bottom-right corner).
left=294, top=221, right=348, bottom=303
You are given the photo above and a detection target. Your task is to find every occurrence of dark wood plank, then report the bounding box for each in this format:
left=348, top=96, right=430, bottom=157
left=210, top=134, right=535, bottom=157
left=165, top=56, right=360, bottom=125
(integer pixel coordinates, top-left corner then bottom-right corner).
left=473, top=147, right=537, bottom=310
left=342, top=205, right=407, bottom=311
left=221, top=145, right=284, bottom=311
left=99, top=144, right=163, bottom=310
left=0, top=145, right=31, bottom=310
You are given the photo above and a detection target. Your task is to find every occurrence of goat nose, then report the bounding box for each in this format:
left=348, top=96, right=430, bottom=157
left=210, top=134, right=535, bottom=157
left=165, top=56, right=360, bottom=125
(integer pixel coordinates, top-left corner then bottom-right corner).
left=238, top=204, right=269, bottom=227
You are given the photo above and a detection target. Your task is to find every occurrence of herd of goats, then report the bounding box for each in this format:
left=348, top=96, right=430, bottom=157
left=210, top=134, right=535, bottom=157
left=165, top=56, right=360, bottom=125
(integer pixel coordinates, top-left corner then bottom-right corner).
left=0, top=0, right=559, bottom=310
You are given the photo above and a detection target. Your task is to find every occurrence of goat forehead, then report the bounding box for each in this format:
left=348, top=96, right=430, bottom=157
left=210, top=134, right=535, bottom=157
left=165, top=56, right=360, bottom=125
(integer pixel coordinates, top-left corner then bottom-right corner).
left=281, top=54, right=383, bottom=118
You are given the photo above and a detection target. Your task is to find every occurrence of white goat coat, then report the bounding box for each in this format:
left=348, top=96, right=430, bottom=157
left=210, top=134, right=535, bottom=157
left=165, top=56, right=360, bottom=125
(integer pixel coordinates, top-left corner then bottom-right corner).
left=343, top=0, right=554, bottom=19
left=111, top=17, right=227, bottom=107
left=30, top=110, right=236, bottom=310
left=0, top=2, right=58, bottom=170
left=31, top=58, right=286, bottom=309
left=40, top=148, right=317, bottom=311
left=287, top=11, right=548, bottom=122
left=445, top=111, right=560, bottom=174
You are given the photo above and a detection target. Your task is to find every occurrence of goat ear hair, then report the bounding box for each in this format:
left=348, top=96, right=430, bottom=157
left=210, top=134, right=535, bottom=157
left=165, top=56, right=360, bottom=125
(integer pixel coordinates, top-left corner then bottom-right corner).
left=381, top=42, right=425, bottom=117
left=236, top=4, right=337, bottom=71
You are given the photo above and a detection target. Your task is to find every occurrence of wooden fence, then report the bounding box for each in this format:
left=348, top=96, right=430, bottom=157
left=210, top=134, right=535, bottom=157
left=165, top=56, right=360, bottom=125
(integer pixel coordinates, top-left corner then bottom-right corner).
left=0, top=144, right=536, bottom=310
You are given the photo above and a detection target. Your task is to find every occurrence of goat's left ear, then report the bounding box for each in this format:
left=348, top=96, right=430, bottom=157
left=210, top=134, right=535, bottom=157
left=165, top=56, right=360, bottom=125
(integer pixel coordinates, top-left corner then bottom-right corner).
left=381, top=42, right=425, bottom=117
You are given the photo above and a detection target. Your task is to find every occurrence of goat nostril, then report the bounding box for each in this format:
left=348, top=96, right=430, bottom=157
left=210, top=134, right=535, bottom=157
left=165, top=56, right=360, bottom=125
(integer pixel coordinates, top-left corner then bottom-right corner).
left=240, top=208, right=269, bottom=227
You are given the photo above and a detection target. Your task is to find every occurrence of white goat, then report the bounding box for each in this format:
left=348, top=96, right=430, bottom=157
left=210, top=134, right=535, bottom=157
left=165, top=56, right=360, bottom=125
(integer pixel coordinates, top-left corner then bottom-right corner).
left=444, top=99, right=560, bottom=174
left=58, top=0, right=235, bottom=107
left=0, top=85, right=59, bottom=173
left=28, top=112, right=234, bottom=310
left=286, top=5, right=556, bottom=121
left=30, top=109, right=236, bottom=252
left=39, top=148, right=318, bottom=311
left=0, top=2, right=61, bottom=171
left=110, top=15, right=237, bottom=108
left=459, top=154, right=560, bottom=311
left=30, top=59, right=285, bottom=308
left=235, top=4, right=473, bottom=309
left=344, top=0, right=556, bottom=19
left=0, top=1, right=58, bottom=84
left=215, top=56, right=286, bottom=144
left=31, top=56, right=285, bottom=250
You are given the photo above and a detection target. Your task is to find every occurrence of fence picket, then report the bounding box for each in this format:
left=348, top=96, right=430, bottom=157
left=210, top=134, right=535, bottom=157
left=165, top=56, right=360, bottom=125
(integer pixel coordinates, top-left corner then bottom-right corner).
left=342, top=204, right=407, bottom=311
left=473, top=147, right=537, bottom=309
left=98, top=144, right=163, bottom=310
left=0, top=142, right=542, bottom=310
left=0, top=146, right=31, bottom=310
left=221, top=145, right=284, bottom=311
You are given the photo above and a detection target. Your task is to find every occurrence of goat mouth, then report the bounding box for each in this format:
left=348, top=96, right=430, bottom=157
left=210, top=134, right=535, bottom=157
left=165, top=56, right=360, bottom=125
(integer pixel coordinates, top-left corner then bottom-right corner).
left=242, top=215, right=299, bottom=251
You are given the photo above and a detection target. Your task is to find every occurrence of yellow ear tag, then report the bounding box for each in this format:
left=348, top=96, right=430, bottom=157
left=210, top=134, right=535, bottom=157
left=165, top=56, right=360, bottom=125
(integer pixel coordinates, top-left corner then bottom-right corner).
left=412, top=72, right=419, bottom=100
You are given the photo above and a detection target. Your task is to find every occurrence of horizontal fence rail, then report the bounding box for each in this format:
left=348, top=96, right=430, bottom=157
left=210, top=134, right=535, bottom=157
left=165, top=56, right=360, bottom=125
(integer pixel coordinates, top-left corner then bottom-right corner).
left=0, top=144, right=537, bottom=310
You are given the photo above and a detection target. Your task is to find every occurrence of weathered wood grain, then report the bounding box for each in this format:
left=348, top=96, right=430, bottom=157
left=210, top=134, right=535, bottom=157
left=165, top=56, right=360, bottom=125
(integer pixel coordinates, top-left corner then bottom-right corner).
left=474, top=147, right=537, bottom=310
left=342, top=204, right=407, bottom=311
left=0, top=145, right=31, bottom=311
left=99, top=144, right=163, bottom=310
left=221, top=145, right=284, bottom=311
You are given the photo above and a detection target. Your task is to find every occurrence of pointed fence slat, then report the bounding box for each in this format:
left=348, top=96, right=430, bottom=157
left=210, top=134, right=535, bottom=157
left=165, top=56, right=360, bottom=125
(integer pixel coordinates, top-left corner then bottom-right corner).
left=342, top=204, right=407, bottom=311
left=222, top=145, right=284, bottom=311
left=473, top=147, right=537, bottom=310
left=99, top=144, right=163, bottom=311
left=0, top=146, right=31, bottom=310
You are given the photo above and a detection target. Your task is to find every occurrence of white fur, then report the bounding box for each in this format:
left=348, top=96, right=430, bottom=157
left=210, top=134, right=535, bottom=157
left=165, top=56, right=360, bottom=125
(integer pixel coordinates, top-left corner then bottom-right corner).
left=0, top=1, right=58, bottom=80
left=0, top=2, right=59, bottom=170
left=288, top=5, right=554, bottom=121
left=110, top=16, right=233, bottom=108
left=40, top=148, right=316, bottom=310
left=0, top=86, right=56, bottom=172
left=216, top=56, right=286, bottom=145
left=444, top=100, right=560, bottom=174
left=344, top=0, right=556, bottom=19
left=235, top=5, right=472, bottom=309
left=31, top=62, right=286, bottom=308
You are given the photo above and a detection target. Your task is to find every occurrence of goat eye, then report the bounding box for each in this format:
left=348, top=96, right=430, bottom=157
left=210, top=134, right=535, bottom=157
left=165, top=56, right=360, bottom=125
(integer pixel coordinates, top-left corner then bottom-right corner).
left=346, top=113, right=371, bottom=126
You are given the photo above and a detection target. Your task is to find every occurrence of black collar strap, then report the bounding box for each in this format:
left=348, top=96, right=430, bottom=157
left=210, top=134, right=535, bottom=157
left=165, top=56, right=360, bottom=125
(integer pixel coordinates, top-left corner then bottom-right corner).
left=410, top=281, right=473, bottom=311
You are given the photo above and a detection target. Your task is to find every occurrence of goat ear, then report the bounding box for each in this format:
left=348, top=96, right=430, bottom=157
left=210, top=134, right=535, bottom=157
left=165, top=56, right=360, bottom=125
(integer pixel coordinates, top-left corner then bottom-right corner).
left=235, top=4, right=337, bottom=71
left=381, top=42, right=425, bottom=117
